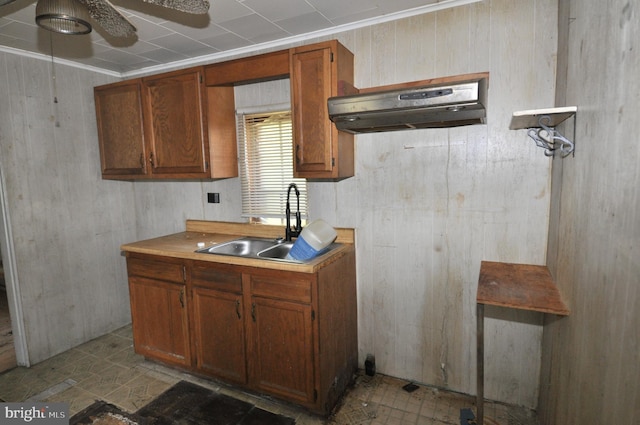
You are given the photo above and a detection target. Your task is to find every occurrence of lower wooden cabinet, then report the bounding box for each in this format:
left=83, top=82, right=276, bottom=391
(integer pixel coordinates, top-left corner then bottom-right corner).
left=192, top=287, right=246, bottom=383
left=248, top=296, right=314, bottom=404
left=127, top=256, right=191, bottom=367
left=125, top=250, right=357, bottom=415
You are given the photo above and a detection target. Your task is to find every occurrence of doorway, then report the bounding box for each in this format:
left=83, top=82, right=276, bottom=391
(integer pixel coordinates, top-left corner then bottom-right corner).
left=0, top=249, right=16, bottom=371
left=0, top=165, right=27, bottom=371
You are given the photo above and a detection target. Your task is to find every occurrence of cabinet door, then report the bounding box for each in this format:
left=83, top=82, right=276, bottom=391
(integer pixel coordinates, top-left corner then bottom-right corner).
left=128, top=276, right=191, bottom=367
left=248, top=296, right=315, bottom=404
left=192, top=287, right=247, bottom=384
left=143, top=68, right=209, bottom=177
left=290, top=45, right=334, bottom=175
left=94, top=80, right=147, bottom=178
left=290, top=41, right=354, bottom=180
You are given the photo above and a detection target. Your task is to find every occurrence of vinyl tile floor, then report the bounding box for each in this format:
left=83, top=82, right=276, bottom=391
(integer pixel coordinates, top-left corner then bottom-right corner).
left=0, top=326, right=538, bottom=425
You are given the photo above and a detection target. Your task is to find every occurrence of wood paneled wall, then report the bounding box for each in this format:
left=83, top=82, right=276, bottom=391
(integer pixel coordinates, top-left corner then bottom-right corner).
left=0, top=53, right=135, bottom=364
left=306, top=0, right=558, bottom=408
left=540, top=0, right=640, bottom=423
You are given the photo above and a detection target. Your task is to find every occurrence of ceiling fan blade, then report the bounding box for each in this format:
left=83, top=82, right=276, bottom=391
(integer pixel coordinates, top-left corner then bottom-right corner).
left=0, top=0, right=18, bottom=6
left=76, top=0, right=136, bottom=37
left=141, top=0, right=209, bottom=14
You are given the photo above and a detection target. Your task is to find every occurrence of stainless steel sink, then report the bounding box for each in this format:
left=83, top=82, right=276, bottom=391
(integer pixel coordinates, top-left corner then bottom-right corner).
left=257, top=242, right=295, bottom=260
left=197, top=238, right=276, bottom=257
left=196, top=237, right=339, bottom=263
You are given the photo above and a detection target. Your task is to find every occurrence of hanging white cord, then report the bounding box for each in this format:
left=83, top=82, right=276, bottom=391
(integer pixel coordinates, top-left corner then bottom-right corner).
left=49, top=32, right=60, bottom=127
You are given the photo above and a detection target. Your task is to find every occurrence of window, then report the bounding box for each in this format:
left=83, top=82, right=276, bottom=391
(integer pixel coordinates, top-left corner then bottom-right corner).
left=237, top=106, right=308, bottom=225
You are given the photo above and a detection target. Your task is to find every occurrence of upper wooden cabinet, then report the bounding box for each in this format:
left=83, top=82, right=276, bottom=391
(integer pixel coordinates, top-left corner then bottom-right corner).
left=95, top=40, right=355, bottom=181
left=94, top=79, right=147, bottom=177
left=142, top=68, right=209, bottom=177
left=204, top=50, right=290, bottom=86
left=94, top=67, right=237, bottom=180
left=290, top=40, right=355, bottom=180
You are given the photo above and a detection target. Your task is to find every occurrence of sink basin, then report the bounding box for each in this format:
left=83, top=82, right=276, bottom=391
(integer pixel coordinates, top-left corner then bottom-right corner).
left=257, top=242, right=295, bottom=260
left=196, top=237, right=340, bottom=263
left=258, top=241, right=340, bottom=262
left=197, top=237, right=276, bottom=257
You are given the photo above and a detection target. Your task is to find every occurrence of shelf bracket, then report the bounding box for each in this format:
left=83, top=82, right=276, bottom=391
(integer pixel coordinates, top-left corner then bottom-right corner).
left=527, top=115, right=574, bottom=157
left=510, top=106, right=577, bottom=158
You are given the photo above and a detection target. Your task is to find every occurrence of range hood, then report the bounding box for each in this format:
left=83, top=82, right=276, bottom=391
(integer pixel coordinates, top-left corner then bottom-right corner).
left=328, top=74, right=488, bottom=133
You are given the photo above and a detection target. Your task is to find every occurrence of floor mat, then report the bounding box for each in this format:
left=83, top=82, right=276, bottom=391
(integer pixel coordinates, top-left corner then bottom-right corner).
left=70, top=400, right=145, bottom=425
left=70, top=381, right=295, bottom=425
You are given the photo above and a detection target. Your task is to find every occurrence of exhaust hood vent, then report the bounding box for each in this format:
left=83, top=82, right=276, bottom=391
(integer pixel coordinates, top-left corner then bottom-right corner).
left=328, top=74, right=488, bottom=133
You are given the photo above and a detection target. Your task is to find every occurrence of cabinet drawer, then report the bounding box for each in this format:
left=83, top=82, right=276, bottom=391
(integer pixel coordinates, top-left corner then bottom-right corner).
left=250, top=274, right=312, bottom=303
left=127, top=257, right=184, bottom=284
left=192, top=263, right=242, bottom=293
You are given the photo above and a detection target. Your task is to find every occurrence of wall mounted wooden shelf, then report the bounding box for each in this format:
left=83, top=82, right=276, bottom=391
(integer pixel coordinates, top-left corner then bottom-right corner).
left=476, top=261, right=569, bottom=315
left=509, top=106, right=576, bottom=130
left=474, top=261, right=569, bottom=425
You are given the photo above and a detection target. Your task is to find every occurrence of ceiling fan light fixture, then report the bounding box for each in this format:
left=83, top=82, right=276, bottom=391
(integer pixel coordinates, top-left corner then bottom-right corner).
left=36, top=0, right=92, bottom=35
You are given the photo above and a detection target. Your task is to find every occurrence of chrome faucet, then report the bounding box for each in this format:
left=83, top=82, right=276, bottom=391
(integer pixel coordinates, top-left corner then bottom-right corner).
left=285, top=183, right=302, bottom=241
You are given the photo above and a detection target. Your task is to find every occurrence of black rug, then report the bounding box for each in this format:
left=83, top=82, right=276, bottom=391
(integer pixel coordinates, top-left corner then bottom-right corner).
left=70, top=401, right=146, bottom=425
left=71, top=381, right=296, bottom=425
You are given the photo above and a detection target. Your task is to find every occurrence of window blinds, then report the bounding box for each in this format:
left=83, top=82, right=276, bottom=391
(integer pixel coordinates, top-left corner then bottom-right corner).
left=237, top=109, right=308, bottom=220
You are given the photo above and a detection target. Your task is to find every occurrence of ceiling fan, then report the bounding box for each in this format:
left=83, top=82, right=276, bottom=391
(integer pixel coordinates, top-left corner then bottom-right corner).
left=0, top=0, right=210, bottom=37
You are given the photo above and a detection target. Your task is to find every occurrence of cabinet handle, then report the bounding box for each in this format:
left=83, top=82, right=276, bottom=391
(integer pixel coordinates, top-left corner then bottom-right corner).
left=149, top=152, right=155, bottom=168
left=251, top=303, right=256, bottom=322
left=235, top=300, right=241, bottom=319
left=179, top=288, right=184, bottom=308
left=139, top=153, right=144, bottom=170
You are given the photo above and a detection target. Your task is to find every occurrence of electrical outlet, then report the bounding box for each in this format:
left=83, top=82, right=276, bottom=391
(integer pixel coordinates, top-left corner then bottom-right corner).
left=207, top=193, right=220, bottom=203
